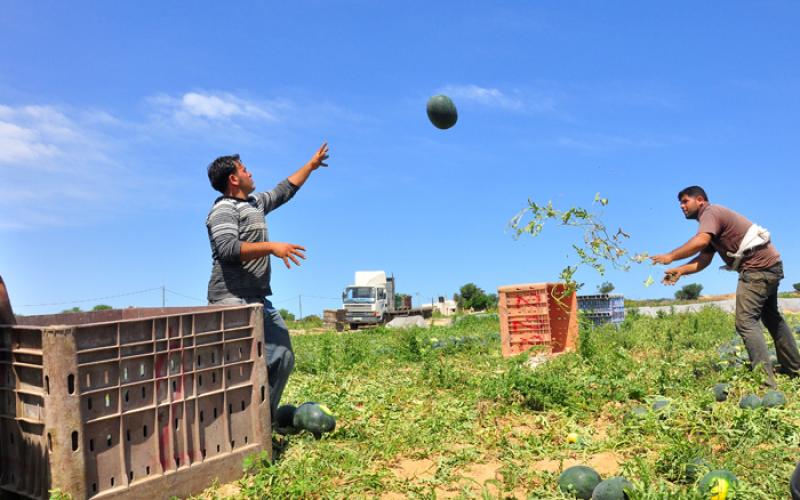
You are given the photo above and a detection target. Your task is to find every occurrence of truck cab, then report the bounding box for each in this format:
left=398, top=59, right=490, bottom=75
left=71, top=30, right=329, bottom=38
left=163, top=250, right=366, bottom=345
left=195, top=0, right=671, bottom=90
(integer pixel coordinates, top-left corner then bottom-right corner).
left=342, top=271, right=393, bottom=328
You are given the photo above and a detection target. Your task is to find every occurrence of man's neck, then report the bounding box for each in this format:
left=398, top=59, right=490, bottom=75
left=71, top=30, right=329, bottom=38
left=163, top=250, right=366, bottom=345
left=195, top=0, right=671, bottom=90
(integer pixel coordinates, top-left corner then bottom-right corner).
left=224, top=188, right=248, bottom=200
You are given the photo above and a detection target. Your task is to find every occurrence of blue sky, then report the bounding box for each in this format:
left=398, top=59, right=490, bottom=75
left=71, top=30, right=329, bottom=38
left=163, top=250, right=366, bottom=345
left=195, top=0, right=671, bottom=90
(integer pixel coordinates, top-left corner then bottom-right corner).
left=2, top=1, right=799, bottom=317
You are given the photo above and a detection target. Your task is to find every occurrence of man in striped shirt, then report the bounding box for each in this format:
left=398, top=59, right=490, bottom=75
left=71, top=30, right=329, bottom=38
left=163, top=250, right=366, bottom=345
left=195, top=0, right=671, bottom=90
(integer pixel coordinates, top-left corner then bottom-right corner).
left=205, top=143, right=329, bottom=424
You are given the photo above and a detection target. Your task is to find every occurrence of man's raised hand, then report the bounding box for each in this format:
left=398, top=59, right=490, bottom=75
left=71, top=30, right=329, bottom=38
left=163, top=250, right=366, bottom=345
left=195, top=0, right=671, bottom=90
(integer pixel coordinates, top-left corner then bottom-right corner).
left=271, top=242, right=307, bottom=268
left=662, top=269, right=681, bottom=286
left=310, top=142, right=329, bottom=169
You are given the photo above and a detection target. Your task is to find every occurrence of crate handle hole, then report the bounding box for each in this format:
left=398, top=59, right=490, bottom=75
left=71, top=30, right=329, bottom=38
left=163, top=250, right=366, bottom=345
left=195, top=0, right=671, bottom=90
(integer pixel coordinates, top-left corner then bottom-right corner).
left=212, top=372, right=216, bottom=383
left=105, top=393, right=111, bottom=408
left=67, top=374, right=75, bottom=394
left=142, top=386, right=147, bottom=399
left=174, top=418, right=179, bottom=430
left=140, top=363, right=145, bottom=377
left=48, top=433, right=52, bottom=452
left=198, top=375, right=203, bottom=386
left=107, top=434, right=112, bottom=447
left=231, top=440, right=235, bottom=448
left=146, top=466, right=150, bottom=475
left=87, top=397, right=92, bottom=410
left=211, top=352, right=215, bottom=363
left=257, top=342, right=262, bottom=357
left=123, top=367, right=128, bottom=381
left=92, top=483, right=97, bottom=493
left=45, top=375, right=50, bottom=394
left=126, top=429, right=131, bottom=442
left=213, top=407, right=217, bottom=418
left=216, top=444, right=220, bottom=452
left=89, top=438, right=94, bottom=452
left=261, top=386, right=265, bottom=402
left=172, top=380, right=177, bottom=392
left=110, top=476, right=114, bottom=487
left=228, top=403, right=232, bottom=414
left=197, top=355, right=202, bottom=366
left=241, top=400, right=245, bottom=411
left=202, top=449, right=206, bottom=458
left=129, top=471, right=134, bottom=481
left=244, top=435, right=248, bottom=444
left=124, top=390, right=129, bottom=403
left=199, top=411, right=204, bottom=422
left=143, top=425, right=148, bottom=437
left=71, top=431, right=78, bottom=451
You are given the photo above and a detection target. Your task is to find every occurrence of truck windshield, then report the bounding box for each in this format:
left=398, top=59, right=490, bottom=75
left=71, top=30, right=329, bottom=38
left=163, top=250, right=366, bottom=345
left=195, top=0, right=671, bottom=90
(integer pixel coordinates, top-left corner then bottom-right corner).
left=344, top=287, right=375, bottom=303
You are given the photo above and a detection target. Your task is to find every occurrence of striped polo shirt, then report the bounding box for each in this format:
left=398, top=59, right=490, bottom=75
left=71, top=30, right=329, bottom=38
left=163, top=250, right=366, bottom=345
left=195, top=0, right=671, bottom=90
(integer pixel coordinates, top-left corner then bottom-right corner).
left=206, top=179, right=298, bottom=301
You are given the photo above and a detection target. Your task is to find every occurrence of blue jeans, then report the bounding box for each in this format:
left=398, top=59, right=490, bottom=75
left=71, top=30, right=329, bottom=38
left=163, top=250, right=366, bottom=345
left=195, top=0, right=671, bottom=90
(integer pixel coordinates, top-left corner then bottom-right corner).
left=209, top=297, right=295, bottom=421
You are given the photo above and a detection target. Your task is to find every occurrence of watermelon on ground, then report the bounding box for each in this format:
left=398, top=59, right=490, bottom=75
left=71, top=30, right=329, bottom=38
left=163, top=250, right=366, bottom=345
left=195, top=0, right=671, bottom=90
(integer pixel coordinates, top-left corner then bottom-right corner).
left=274, top=404, right=300, bottom=435
left=739, top=394, right=762, bottom=410
left=558, top=465, right=602, bottom=499
left=712, top=383, right=730, bottom=402
left=762, top=390, right=786, bottom=408
left=697, top=470, right=738, bottom=499
left=623, top=406, right=648, bottom=425
left=685, top=457, right=712, bottom=484
left=293, top=402, right=337, bottom=437
left=591, top=476, right=633, bottom=499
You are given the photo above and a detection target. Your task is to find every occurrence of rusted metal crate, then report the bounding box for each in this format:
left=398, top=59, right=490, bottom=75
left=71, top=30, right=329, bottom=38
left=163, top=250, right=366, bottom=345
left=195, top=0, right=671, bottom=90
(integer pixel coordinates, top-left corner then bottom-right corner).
left=1, top=305, right=270, bottom=499
left=497, top=283, right=578, bottom=357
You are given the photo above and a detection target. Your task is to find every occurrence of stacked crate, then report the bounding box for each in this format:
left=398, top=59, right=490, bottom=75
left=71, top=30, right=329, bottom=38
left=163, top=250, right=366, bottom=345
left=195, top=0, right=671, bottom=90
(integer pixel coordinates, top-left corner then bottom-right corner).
left=577, top=294, right=625, bottom=326
left=1, top=305, right=270, bottom=499
left=497, top=283, right=579, bottom=357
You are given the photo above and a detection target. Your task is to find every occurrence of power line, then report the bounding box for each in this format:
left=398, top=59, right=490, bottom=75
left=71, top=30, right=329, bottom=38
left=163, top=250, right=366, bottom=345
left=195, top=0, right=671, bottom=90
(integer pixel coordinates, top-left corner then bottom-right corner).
left=165, top=288, right=205, bottom=303
left=20, top=287, right=162, bottom=308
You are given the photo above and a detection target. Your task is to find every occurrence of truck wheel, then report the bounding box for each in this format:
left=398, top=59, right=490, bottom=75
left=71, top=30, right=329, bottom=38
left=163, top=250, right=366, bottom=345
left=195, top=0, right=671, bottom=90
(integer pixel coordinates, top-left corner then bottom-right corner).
left=349, top=323, right=359, bottom=331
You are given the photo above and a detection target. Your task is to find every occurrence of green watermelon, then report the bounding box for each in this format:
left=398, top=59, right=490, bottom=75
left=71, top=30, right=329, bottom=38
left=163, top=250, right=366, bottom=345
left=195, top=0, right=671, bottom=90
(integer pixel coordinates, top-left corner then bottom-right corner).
left=712, top=383, right=730, bottom=402
left=761, top=390, right=786, bottom=408
left=739, top=394, right=762, bottom=410
left=685, top=457, right=711, bottom=484
left=623, top=406, right=648, bottom=425
left=591, top=476, right=633, bottom=499
left=697, top=470, right=738, bottom=499
left=274, top=404, right=300, bottom=435
left=426, top=95, right=458, bottom=130
left=558, top=465, right=602, bottom=499
left=652, top=397, right=670, bottom=415
left=293, top=402, right=336, bottom=437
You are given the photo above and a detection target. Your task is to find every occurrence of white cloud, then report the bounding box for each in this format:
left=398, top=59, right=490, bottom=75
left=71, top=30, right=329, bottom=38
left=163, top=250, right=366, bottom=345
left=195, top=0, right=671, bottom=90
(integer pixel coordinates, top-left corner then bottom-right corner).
left=556, top=133, right=664, bottom=151
left=149, top=91, right=285, bottom=126
left=440, top=84, right=527, bottom=111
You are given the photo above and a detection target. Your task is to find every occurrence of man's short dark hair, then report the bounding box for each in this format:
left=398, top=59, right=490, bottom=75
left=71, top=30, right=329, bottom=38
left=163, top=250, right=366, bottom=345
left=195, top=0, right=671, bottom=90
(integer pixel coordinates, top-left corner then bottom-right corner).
left=677, top=185, right=708, bottom=202
left=207, top=154, right=240, bottom=193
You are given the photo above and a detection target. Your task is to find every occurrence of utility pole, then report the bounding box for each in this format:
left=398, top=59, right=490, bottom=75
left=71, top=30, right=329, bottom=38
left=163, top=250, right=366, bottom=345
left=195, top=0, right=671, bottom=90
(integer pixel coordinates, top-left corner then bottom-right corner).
left=162, top=285, right=166, bottom=307
left=298, top=294, right=303, bottom=320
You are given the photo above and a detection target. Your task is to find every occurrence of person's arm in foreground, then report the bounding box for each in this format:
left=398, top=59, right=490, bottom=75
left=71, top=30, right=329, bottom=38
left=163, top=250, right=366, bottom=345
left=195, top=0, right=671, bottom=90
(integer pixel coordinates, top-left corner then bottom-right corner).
left=0, top=275, right=16, bottom=325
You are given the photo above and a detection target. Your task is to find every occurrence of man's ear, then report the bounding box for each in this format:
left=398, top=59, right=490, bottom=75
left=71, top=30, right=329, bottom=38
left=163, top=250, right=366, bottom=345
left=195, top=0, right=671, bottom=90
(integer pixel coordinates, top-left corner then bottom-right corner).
left=228, top=172, right=240, bottom=188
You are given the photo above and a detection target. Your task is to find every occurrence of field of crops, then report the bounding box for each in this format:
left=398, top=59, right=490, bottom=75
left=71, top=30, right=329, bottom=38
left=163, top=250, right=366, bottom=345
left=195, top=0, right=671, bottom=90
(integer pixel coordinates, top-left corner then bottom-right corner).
left=198, top=308, right=800, bottom=499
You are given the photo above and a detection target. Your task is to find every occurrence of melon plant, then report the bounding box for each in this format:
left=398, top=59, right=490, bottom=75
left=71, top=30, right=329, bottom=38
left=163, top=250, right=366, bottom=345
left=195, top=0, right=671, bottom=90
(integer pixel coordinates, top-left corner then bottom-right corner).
left=739, top=394, right=762, bottom=410
left=762, top=390, right=786, bottom=408
left=293, top=402, right=336, bottom=438
left=652, top=397, right=670, bottom=416
left=697, top=470, right=738, bottom=499
left=685, top=457, right=712, bottom=484
left=558, top=465, right=602, bottom=499
left=591, top=476, right=633, bottom=499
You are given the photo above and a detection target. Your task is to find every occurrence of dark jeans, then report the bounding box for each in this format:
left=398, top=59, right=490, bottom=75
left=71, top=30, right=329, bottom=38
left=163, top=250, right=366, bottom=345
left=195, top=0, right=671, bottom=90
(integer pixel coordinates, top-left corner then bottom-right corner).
left=210, top=297, right=295, bottom=421
left=735, top=261, right=800, bottom=386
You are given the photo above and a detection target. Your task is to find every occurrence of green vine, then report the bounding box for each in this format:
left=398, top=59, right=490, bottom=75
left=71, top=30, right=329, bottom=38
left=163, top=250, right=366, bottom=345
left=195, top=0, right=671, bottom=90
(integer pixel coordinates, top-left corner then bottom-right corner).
left=510, top=193, right=650, bottom=301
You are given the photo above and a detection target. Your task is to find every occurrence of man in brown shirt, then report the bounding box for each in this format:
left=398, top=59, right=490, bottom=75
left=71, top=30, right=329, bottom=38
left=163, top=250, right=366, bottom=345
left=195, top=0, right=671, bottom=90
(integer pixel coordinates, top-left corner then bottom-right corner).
left=651, top=185, right=800, bottom=387
left=0, top=275, right=16, bottom=325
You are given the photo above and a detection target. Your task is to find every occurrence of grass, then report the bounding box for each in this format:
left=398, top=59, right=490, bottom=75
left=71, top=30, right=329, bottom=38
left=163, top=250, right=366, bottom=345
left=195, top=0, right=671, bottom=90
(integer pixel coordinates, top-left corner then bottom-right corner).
left=190, top=309, right=800, bottom=499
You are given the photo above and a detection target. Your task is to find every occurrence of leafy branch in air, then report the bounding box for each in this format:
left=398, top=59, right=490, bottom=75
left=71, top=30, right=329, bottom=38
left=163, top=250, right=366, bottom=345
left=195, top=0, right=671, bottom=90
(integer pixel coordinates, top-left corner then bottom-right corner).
left=509, top=193, right=650, bottom=300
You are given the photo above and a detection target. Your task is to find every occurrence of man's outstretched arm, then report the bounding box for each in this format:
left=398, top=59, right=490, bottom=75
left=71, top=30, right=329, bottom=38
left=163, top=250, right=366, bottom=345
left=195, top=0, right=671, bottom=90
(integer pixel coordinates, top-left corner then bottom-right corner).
left=0, top=275, right=16, bottom=325
left=651, top=233, right=712, bottom=265
left=660, top=249, right=714, bottom=285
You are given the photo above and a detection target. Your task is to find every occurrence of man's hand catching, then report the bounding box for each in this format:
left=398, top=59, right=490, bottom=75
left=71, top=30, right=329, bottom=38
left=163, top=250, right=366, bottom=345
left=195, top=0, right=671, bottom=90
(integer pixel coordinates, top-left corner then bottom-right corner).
left=662, top=268, right=681, bottom=285
left=271, top=242, right=307, bottom=268
left=309, top=142, right=329, bottom=170
left=650, top=253, right=674, bottom=265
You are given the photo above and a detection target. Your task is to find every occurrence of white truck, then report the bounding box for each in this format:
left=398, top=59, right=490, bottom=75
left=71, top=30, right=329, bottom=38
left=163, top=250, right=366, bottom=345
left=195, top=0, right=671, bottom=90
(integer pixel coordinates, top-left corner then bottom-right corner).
left=341, top=271, right=430, bottom=329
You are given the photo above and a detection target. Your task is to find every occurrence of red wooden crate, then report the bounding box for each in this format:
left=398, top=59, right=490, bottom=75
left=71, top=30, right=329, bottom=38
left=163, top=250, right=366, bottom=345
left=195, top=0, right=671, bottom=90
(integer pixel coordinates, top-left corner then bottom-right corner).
left=497, top=283, right=578, bottom=357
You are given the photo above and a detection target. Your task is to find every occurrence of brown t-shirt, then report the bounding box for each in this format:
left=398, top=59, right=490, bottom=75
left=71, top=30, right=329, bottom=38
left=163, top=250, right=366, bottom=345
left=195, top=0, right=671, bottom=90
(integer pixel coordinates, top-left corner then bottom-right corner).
left=696, top=204, right=780, bottom=270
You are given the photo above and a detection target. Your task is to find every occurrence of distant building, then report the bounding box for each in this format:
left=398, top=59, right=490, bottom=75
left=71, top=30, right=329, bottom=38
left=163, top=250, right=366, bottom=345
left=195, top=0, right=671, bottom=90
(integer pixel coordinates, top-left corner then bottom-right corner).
left=425, top=296, right=457, bottom=316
